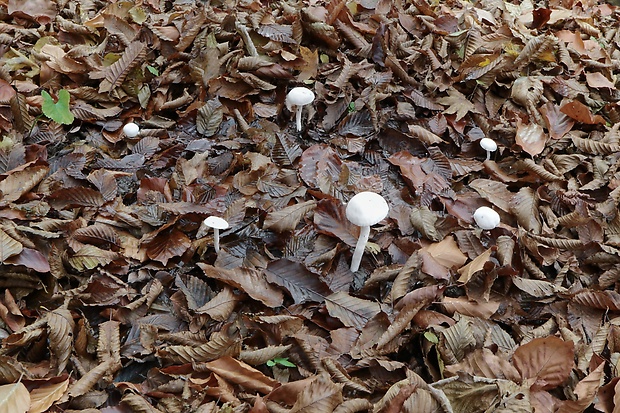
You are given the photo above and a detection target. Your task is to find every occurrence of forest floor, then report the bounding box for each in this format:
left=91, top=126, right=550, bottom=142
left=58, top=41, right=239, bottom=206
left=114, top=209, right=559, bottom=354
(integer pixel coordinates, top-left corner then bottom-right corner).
left=1, top=0, right=620, bottom=412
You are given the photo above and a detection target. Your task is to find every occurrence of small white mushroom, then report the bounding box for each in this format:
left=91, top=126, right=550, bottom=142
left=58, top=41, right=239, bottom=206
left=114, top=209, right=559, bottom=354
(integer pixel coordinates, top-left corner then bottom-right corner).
left=346, top=192, right=389, bottom=272
left=479, top=138, right=497, bottom=161
left=473, top=206, right=500, bottom=230
left=123, top=122, right=140, bottom=138
left=286, top=87, right=315, bottom=132
left=202, top=216, right=229, bottom=252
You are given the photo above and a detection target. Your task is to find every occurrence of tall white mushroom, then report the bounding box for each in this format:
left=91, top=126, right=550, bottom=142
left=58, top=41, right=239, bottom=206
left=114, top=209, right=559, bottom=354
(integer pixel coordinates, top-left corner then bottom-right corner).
left=473, top=206, right=500, bottom=230
left=346, top=192, right=389, bottom=272
left=201, top=216, right=229, bottom=252
left=123, top=122, right=140, bottom=138
left=286, top=87, right=315, bottom=132
left=479, top=138, right=497, bottom=161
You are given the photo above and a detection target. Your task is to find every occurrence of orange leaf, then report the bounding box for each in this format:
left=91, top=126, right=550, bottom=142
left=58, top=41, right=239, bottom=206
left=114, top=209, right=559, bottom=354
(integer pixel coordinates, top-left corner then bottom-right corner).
left=516, top=121, right=547, bottom=157
left=560, top=100, right=605, bottom=124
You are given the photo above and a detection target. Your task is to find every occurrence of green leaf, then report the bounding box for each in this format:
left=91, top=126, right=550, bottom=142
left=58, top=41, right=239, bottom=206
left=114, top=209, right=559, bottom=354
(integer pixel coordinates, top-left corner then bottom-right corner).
left=274, top=357, right=296, bottom=367
left=146, top=65, right=159, bottom=76
left=41, top=90, right=74, bottom=125
left=266, top=360, right=276, bottom=367
left=424, top=331, right=439, bottom=344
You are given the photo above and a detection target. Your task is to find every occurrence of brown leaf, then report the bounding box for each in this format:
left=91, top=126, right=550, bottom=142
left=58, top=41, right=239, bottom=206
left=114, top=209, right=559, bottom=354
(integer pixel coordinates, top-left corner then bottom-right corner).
left=28, top=378, right=70, bottom=413
left=441, top=296, right=499, bottom=318
left=265, top=259, right=332, bottom=304
left=290, top=375, right=344, bottom=413
left=196, top=287, right=238, bottom=321
left=515, top=121, right=547, bottom=157
left=198, top=263, right=284, bottom=308
left=313, top=199, right=359, bottom=247
left=91, top=41, right=147, bottom=93
left=585, top=72, right=615, bottom=89
left=560, top=361, right=605, bottom=413
left=48, top=187, right=105, bottom=209
left=572, top=290, right=620, bottom=311
left=158, top=328, right=241, bottom=364
left=5, top=248, right=50, bottom=272
left=143, top=230, right=190, bottom=265
left=377, top=300, right=425, bottom=349
left=68, top=360, right=114, bottom=398
left=0, top=165, right=48, bottom=205
left=539, top=102, right=575, bottom=139
left=67, top=245, right=119, bottom=271
left=205, top=356, right=280, bottom=394
left=512, top=336, right=574, bottom=390
left=0, top=229, right=22, bottom=263
left=264, top=200, right=317, bottom=232
left=325, top=291, right=382, bottom=330
left=560, top=100, right=606, bottom=124
left=47, top=308, right=74, bottom=374
left=425, top=237, right=468, bottom=269
left=510, top=187, right=542, bottom=233
left=437, top=88, right=478, bottom=121
left=457, top=248, right=493, bottom=283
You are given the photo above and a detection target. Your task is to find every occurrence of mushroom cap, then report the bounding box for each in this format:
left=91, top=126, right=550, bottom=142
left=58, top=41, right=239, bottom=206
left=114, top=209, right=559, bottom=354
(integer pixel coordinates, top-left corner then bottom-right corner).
left=123, top=122, right=140, bottom=137
left=286, top=87, right=315, bottom=110
left=203, top=216, right=229, bottom=230
left=473, top=206, right=500, bottom=230
left=479, top=137, right=497, bottom=152
left=346, top=192, right=389, bottom=227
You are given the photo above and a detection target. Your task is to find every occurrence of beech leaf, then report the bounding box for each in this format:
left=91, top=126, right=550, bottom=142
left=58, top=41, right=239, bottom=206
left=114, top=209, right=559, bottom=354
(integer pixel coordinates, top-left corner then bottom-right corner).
left=0, top=382, right=29, bottom=413
left=512, top=336, right=574, bottom=390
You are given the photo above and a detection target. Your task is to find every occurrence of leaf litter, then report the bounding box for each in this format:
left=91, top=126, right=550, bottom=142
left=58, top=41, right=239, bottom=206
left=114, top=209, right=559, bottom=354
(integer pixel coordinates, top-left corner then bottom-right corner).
left=0, top=0, right=619, bottom=411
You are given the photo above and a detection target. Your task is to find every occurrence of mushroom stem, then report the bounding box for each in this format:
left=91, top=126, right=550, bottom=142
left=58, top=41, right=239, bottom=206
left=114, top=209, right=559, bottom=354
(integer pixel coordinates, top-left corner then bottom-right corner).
left=295, top=105, right=303, bottom=131
left=213, top=228, right=220, bottom=252
left=350, top=226, right=370, bottom=272
left=485, top=151, right=491, bottom=161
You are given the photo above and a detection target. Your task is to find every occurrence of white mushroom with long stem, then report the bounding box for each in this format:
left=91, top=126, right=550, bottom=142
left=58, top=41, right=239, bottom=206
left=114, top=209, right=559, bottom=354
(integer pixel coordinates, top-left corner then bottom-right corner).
left=286, top=87, right=315, bottom=132
left=201, top=216, right=229, bottom=252
left=473, top=206, right=500, bottom=230
left=479, top=138, right=497, bottom=161
left=123, top=122, right=140, bottom=138
left=346, top=192, right=389, bottom=272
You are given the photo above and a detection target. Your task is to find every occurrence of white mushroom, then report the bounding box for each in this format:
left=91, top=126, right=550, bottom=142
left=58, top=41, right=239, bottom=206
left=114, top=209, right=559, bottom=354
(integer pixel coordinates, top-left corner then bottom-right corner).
left=473, top=206, right=500, bottom=230
left=286, top=87, right=315, bottom=132
left=201, top=216, right=229, bottom=252
left=479, top=138, right=497, bottom=161
left=123, top=122, right=140, bottom=138
left=346, top=192, right=389, bottom=272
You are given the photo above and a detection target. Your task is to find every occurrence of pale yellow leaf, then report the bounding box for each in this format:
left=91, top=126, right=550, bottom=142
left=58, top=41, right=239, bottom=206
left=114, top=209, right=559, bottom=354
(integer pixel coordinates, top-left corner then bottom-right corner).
left=0, top=382, right=30, bottom=413
left=28, top=379, right=69, bottom=413
left=457, top=248, right=493, bottom=283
